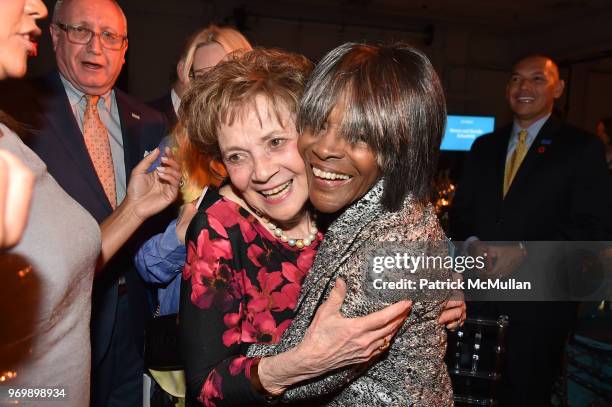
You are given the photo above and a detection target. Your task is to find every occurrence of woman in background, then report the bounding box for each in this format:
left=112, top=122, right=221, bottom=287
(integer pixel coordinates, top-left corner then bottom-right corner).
left=0, top=1, right=181, bottom=405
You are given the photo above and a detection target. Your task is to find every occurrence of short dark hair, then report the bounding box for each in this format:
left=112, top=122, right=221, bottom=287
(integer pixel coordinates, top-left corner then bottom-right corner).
left=298, top=42, right=446, bottom=211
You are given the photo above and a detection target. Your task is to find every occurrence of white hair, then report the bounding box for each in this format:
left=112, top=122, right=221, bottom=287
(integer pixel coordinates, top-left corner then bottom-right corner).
left=52, top=0, right=127, bottom=32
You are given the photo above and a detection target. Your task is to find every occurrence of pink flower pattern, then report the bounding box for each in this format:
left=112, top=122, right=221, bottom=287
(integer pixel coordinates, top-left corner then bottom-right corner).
left=183, top=195, right=320, bottom=407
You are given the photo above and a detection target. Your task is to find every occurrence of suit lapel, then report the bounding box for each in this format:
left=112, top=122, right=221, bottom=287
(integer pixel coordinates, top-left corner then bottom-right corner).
left=494, top=125, right=513, bottom=201
left=45, top=72, right=113, bottom=211
left=115, top=89, right=142, bottom=176
left=163, top=92, right=178, bottom=127
left=505, top=116, right=559, bottom=200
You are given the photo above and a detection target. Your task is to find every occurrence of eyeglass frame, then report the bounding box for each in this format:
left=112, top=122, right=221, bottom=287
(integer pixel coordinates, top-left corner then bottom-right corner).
left=188, top=66, right=214, bottom=80
left=54, top=22, right=127, bottom=50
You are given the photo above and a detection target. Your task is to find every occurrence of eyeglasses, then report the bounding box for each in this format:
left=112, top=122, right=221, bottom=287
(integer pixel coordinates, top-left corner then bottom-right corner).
left=54, top=22, right=127, bottom=50
left=188, top=66, right=214, bottom=79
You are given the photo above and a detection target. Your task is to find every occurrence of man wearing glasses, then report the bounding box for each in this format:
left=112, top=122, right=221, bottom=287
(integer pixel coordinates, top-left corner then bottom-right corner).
left=0, top=0, right=168, bottom=406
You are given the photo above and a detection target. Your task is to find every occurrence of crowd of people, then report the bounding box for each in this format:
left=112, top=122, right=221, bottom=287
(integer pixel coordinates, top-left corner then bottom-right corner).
left=0, top=0, right=610, bottom=407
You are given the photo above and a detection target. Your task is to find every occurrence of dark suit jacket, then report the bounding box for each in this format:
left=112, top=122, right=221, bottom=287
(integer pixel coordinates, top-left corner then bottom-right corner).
left=451, top=115, right=612, bottom=242
left=148, top=90, right=178, bottom=130
left=0, top=70, right=169, bottom=367
left=449, top=115, right=612, bottom=323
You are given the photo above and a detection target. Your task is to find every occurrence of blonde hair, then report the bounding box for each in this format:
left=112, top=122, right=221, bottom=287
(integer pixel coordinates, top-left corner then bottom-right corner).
left=179, top=25, right=252, bottom=84
left=174, top=25, right=252, bottom=201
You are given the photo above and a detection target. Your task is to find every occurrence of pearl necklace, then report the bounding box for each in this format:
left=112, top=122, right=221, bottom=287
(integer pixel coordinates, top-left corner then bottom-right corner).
left=261, top=216, right=319, bottom=248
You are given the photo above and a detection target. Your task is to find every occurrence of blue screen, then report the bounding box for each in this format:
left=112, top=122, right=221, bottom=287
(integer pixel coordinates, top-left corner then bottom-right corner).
left=441, top=115, right=495, bottom=151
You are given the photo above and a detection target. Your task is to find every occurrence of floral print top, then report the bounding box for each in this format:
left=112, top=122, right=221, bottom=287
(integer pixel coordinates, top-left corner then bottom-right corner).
left=180, top=189, right=322, bottom=406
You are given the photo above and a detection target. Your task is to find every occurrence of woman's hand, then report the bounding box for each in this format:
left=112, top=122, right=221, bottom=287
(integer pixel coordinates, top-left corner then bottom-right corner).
left=258, top=278, right=412, bottom=395
left=0, top=150, right=34, bottom=249
left=438, top=299, right=466, bottom=330
left=97, top=148, right=180, bottom=270
left=126, top=147, right=181, bottom=220
left=298, top=278, right=411, bottom=369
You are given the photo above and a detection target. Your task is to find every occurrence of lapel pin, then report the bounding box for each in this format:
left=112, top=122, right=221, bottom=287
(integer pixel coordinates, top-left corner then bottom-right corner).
left=131, top=112, right=141, bottom=120
left=537, top=146, right=546, bottom=154
left=540, top=139, right=552, bottom=145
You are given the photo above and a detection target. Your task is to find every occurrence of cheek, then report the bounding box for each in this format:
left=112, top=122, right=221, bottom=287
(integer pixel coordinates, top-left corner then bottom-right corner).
left=297, top=134, right=314, bottom=158
left=284, top=141, right=307, bottom=174
left=62, top=45, right=81, bottom=66
left=226, top=165, right=251, bottom=193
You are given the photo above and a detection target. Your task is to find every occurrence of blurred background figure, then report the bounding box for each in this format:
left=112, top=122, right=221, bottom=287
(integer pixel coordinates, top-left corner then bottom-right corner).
left=0, top=2, right=181, bottom=407
left=148, top=25, right=252, bottom=129
left=596, top=117, right=612, bottom=171
left=0, top=0, right=173, bottom=405
left=150, top=25, right=252, bottom=204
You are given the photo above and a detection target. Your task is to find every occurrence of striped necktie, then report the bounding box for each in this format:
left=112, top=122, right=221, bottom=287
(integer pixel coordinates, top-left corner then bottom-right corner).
left=83, top=95, right=117, bottom=208
left=503, top=129, right=528, bottom=197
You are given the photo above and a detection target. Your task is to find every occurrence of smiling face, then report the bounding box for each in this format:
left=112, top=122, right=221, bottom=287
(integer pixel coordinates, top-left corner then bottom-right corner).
left=506, top=56, right=564, bottom=128
left=218, top=95, right=310, bottom=228
left=298, top=105, right=380, bottom=214
left=51, top=0, right=127, bottom=95
left=0, top=0, right=47, bottom=79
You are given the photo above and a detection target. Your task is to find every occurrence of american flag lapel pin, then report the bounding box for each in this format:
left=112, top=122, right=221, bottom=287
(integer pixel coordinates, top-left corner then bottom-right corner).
left=538, top=138, right=551, bottom=154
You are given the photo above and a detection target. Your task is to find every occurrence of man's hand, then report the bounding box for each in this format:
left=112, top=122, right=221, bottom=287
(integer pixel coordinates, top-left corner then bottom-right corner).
left=469, top=241, right=525, bottom=278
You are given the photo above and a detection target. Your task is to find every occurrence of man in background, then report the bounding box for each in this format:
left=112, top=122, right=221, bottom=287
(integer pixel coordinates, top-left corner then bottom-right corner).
left=450, top=55, right=612, bottom=406
left=0, top=0, right=168, bottom=405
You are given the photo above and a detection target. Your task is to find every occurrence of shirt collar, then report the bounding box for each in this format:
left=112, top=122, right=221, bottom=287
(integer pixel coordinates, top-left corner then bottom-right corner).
left=59, top=73, right=113, bottom=111
left=511, top=113, right=551, bottom=140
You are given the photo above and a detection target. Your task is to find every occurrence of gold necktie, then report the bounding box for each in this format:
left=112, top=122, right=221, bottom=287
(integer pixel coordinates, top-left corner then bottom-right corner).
left=503, top=129, right=528, bottom=197
left=83, top=95, right=117, bottom=208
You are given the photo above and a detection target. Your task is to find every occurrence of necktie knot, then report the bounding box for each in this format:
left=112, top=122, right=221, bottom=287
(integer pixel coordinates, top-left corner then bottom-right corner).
left=85, top=95, right=100, bottom=110
left=518, top=129, right=528, bottom=143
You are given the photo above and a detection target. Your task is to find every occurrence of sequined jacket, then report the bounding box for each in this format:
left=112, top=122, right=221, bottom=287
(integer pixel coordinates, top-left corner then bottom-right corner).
left=248, top=180, right=454, bottom=406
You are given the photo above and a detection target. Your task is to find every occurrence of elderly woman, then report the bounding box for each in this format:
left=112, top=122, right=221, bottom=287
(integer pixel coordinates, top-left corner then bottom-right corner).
left=179, top=46, right=460, bottom=406
left=247, top=42, right=454, bottom=406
